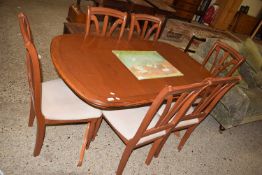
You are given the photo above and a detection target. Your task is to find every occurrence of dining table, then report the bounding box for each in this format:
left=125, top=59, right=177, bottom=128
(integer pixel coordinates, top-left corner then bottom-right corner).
left=50, top=34, right=211, bottom=109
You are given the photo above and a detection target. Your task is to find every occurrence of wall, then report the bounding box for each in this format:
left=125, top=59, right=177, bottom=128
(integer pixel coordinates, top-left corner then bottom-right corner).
left=241, top=0, right=262, bottom=17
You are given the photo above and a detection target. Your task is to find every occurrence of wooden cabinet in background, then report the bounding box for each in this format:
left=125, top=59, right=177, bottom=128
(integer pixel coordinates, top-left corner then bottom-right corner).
left=211, top=0, right=243, bottom=30
left=231, top=13, right=260, bottom=35
left=172, top=0, right=202, bottom=21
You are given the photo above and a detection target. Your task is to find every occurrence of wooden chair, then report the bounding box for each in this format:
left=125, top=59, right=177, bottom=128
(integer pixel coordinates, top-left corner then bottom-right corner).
left=18, top=13, right=102, bottom=166
left=149, top=76, right=241, bottom=164
left=184, top=35, right=206, bottom=53
left=202, top=41, right=245, bottom=77
left=18, top=12, right=34, bottom=44
left=85, top=6, right=128, bottom=39
left=128, top=13, right=163, bottom=41
left=102, top=76, right=240, bottom=174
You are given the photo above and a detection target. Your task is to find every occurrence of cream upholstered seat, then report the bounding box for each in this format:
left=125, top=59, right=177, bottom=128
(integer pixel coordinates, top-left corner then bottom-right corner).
left=42, top=79, right=101, bottom=120
left=103, top=106, right=199, bottom=144
left=103, top=107, right=166, bottom=144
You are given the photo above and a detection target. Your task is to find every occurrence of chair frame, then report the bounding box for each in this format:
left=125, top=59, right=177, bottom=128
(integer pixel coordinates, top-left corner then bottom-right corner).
left=18, top=13, right=34, bottom=44
left=85, top=6, right=128, bottom=39
left=104, top=76, right=240, bottom=174
left=18, top=13, right=102, bottom=166
left=202, top=41, right=245, bottom=77
left=128, top=13, right=163, bottom=41
left=184, top=35, right=206, bottom=53
left=146, top=76, right=241, bottom=164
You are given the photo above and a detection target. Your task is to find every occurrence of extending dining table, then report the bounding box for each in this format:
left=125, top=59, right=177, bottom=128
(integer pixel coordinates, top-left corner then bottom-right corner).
left=51, top=34, right=211, bottom=109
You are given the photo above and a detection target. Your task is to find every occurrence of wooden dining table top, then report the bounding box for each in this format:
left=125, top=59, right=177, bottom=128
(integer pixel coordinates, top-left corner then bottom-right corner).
left=51, top=34, right=211, bottom=109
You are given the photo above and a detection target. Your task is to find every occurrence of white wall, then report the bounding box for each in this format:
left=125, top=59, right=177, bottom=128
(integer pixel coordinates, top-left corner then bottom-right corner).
left=241, top=0, right=262, bottom=17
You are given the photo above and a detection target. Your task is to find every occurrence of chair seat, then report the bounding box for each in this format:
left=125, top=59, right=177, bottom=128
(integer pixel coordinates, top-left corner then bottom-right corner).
left=103, top=106, right=164, bottom=142
left=103, top=105, right=199, bottom=143
left=42, top=79, right=101, bottom=120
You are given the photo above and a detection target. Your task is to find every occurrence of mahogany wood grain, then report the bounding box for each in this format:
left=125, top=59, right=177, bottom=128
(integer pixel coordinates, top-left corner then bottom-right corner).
left=51, top=34, right=211, bottom=109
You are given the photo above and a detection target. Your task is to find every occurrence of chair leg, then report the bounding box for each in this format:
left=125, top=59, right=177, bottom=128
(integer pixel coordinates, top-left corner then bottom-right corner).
left=174, top=131, right=180, bottom=138
left=28, top=100, right=35, bottom=127
left=92, top=117, right=102, bottom=141
left=86, top=121, right=96, bottom=150
left=77, top=121, right=96, bottom=166
left=116, top=145, right=134, bottom=175
left=153, top=135, right=170, bottom=158
left=145, top=138, right=163, bottom=165
left=177, top=125, right=197, bottom=151
left=78, top=122, right=90, bottom=166
left=33, top=124, right=46, bottom=156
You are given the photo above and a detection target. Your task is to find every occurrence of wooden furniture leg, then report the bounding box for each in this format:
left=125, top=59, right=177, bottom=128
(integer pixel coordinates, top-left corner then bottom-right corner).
left=92, top=117, right=102, bottom=141
left=116, top=145, right=134, bottom=175
left=178, top=125, right=197, bottom=151
left=33, top=125, right=46, bottom=156
left=28, top=100, right=35, bottom=127
left=145, top=138, right=163, bottom=165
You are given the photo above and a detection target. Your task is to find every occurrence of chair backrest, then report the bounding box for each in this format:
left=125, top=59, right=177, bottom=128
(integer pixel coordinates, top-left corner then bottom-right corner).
left=18, top=12, right=34, bottom=44
left=131, top=80, right=208, bottom=145
left=85, top=6, right=127, bottom=39
left=18, top=13, right=43, bottom=121
left=184, top=76, right=240, bottom=125
left=128, top=13, right=162, bottom=41
left=202, top=41, right=245, bottom=77
left=132, top=76, right=240, bottom=146
left=184, top=35, right=206, bottom=53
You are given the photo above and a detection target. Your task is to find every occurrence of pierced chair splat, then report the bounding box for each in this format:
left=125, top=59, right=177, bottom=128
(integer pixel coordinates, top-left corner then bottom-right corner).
left=85, top=6, right=128, bottom=39
left=128, top=13, right=163, bottom=41
left=202, top=41, right=245, bottom=77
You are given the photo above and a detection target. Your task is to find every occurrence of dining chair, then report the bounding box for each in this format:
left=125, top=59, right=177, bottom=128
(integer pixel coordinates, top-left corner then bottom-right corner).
left=202, top=41, right=245, bottom=77
left=102, top=76, right=240, bottom=174
left=102, top=79, right=215, bottom=174
left=18, top=12, right=102, bottom=166
left=128, top=13, right=163, bottom=41
left=184, top=35, right=206, bottom=53
left=85, top=6, right=128, bottom=39
left=149, top=76, right=241, bottom=164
